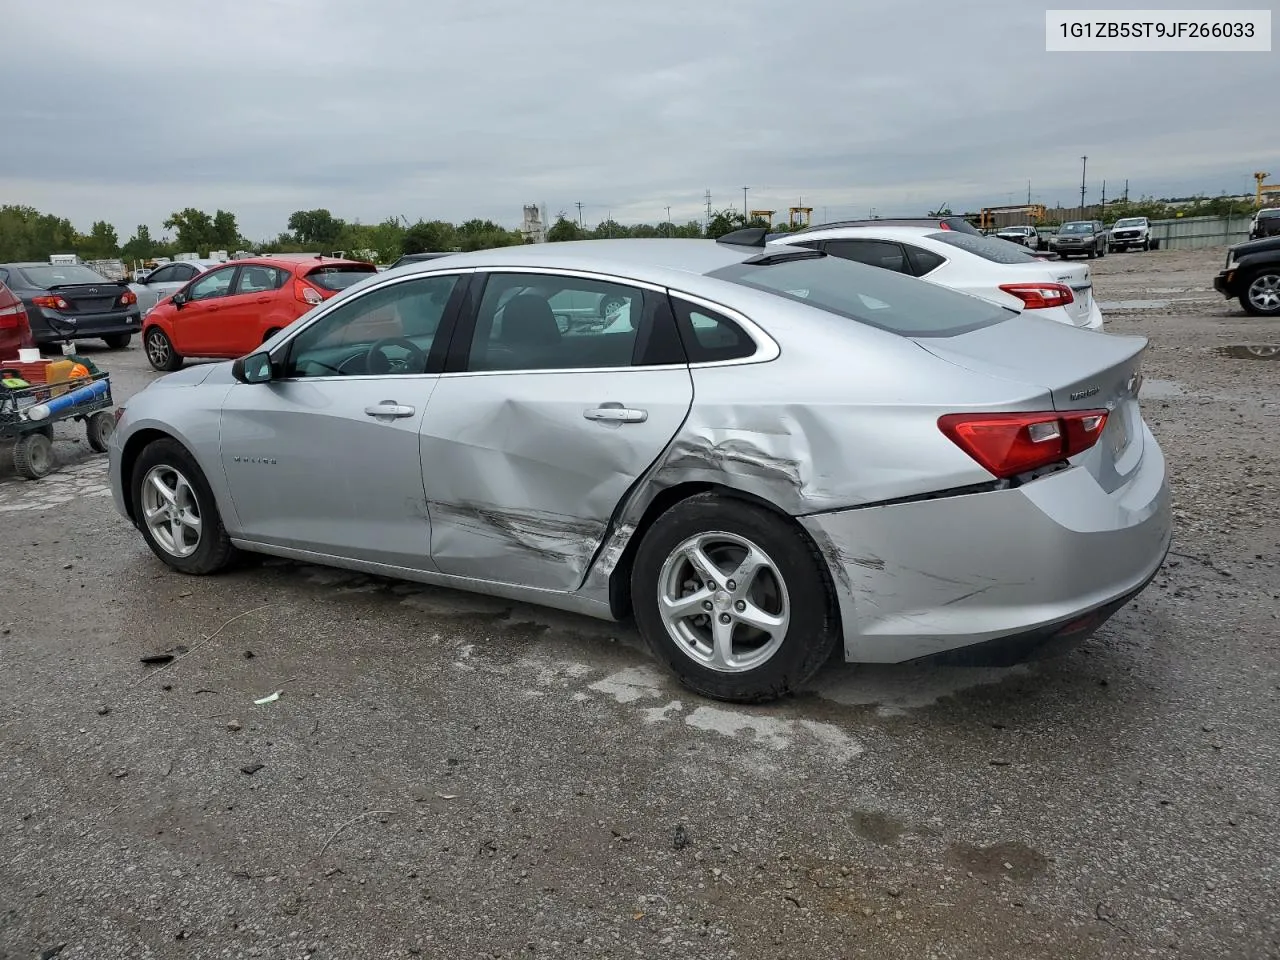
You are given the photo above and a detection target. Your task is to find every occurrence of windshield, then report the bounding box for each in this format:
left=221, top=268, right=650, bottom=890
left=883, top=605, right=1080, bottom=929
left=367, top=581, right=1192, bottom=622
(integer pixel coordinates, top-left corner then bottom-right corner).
left=1258, top=209, right=1280, bottom=219
left=928, top=232, right=1041, bottom=264
left=1059, top=222, right=1093, bottom=235
left=1114, top=218, right=1145, bottom=228
left=710, top=254, right=1012, bottom=338
left=19, top=264, right=114, bottom=287
left=305, top=264, right=378, bottom=291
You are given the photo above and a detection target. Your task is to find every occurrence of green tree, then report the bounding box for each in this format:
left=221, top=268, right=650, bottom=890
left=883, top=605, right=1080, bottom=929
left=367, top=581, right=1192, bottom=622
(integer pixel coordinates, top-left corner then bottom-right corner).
left=211, top=209, right=243, bottom=250
left=76, top=220, right=120, bottom=259
left=547, top=215, right=586, bottom=242
left=402, top=219, right=457, bottom=255
left=122, top=225, right=159, bottom=263
left=287, top=208, right=345, bottom=248
left=706, top=208, right=747, bottom=238
left=163, top=208, right=215, bottom=254
left=0, top=205, right=80, bottom=261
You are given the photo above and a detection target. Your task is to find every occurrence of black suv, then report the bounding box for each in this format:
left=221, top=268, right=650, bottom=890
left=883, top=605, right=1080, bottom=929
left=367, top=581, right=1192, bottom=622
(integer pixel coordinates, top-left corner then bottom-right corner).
left=1215, top=236, right=1280, bottom=316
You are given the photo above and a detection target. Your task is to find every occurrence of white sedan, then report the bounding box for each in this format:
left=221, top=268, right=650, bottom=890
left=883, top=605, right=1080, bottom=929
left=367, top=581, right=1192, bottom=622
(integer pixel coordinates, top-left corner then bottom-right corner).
left=769, top=225, right=1104, bottom=331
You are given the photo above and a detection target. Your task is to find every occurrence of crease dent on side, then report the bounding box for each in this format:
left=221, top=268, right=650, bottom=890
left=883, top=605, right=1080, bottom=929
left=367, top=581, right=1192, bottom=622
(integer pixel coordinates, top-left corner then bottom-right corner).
left=431, top=501, right=606, bottom=564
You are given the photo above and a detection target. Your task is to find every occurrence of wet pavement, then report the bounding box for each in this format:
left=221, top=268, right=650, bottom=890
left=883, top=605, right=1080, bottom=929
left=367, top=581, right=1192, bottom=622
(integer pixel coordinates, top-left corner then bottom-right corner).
left=2, top=247, right=1278, bottom=959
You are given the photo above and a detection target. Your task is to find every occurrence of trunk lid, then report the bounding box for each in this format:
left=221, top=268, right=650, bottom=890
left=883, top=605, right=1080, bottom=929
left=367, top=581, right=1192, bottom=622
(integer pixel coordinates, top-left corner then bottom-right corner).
left=914, top=317, right=1147, bottom=491
left=48, top=281, right=130, bottom=315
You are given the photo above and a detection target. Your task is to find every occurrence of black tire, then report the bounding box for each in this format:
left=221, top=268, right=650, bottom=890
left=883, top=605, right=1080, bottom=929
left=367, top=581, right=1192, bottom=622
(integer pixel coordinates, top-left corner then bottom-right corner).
left=1141, top=238, right=1150, bottom=252
left=1087, top=248, right=1097, bottom=259
left=13, top=432, right=55, bottom=480
left=130, top=438, right=237, bottom=575
left=1239, top=269, right=1280, bottom=317
left=103, top=333, right=131, bottom=349
left=262, top=327, right=281, bottom=344
left=631, top=493, right=840, bottom=703
left=1098, top=244, right=1106, bottom=258
left=1150, top=238, right=1160, bottom=250
left=144, top=326, right=183, bottom=371
left=86, top=410, right=115, bottom=453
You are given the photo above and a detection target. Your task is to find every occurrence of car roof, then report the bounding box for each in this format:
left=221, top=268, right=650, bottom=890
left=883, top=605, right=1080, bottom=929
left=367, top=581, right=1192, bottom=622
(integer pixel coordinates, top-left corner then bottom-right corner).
left=392, top=239, right=755, bottom=283
left=229, top=255, right=374, bottom=273
left=772, top=224, right=945, bottom=242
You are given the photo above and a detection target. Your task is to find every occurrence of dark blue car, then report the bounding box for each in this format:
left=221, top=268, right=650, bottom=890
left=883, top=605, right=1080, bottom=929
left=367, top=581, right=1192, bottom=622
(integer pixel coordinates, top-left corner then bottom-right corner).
left=0, top=261, right=141, bottom=349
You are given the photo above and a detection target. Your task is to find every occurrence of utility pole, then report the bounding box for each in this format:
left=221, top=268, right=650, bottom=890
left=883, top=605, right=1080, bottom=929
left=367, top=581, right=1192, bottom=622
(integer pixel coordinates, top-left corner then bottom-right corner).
left=1101, top=180, right=1107, bottom=210
left=1027, top=180, right=1032, bottom=205
left=575, top=202, right=584, bottom=228
left=704, top=190, right=712, bottom=234
left=742, top=186, right=749, bottom=221
left=665, top=206, right=671, bottom=236
left=1124, top=179, right=1129, bottom=203
left=1080, top=156, right=1088, bottom=218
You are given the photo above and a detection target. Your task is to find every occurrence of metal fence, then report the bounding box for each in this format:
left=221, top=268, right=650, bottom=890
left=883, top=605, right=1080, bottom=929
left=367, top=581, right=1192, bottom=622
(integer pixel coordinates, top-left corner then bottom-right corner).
left=1148, top=215, right=1252, bottom=250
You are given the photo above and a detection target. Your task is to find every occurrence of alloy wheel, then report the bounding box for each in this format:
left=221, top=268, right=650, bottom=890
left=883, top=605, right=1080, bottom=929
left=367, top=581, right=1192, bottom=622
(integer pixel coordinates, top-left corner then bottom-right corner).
left=146, top=330, right=171, bottom=367
left=656, top=531, right=790, bottom=673
left=140, top=464, right=203, bottom=558
left=1247, top=273, right=1280, bottom=313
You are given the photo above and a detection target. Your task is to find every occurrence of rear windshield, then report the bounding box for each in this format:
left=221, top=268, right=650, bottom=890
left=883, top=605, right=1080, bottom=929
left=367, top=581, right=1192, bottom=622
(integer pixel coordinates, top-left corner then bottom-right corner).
left=941, top=218, right=982, bottom=236
left=927, top=231, right=1041, bottom=264
left=305, top=264, right=378, bottom=291
left=18, top=264, right=113, bottom=287
left=710, top=255, right=1012, bottom=338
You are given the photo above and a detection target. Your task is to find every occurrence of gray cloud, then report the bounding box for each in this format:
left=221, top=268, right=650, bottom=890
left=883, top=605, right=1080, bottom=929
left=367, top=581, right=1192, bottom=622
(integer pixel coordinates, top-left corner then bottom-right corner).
left=1, top=0, right=1270, bottom=240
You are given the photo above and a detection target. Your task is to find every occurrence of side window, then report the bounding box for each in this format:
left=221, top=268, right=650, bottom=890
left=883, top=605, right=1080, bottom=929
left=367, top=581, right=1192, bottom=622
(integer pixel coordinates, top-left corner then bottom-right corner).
left=466, top=273, right=644, bottom=372
left=186, top=267, right=236, bottom=301
left=145, top=266, right=172, bottom=284
left=0, top=268, right=9, bottom=284
left=670, top=299, right=756, bottom=363
left=233, top=265, right=287, bottom=295
left=823, top=239, right=908, bottom=273
left=903, top=244, right=946, bottom=276
left=283, top=274, right=459, bottom=378
left=173, top=264, right=197, bottom=281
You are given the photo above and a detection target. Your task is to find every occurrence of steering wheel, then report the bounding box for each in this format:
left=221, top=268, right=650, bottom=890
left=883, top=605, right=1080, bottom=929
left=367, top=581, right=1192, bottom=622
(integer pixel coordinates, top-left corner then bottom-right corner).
left=365, top=337, right=427, bottom=375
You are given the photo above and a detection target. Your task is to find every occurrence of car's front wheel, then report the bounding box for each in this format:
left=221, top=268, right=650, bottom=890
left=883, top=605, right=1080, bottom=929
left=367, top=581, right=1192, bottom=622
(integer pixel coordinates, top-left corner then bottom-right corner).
left=1241, top=270, right=1280, bottom=317
left=631, top=493, right=840, bottom=703
left=131, top=438, right=237, bottom=574
left=144, top=327, right=183, bottom=371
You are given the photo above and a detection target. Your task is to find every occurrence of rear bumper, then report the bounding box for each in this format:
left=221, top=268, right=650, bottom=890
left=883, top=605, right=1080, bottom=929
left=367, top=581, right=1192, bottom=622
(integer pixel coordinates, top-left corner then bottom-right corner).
left=31, top=309, right=141, bottom=342
left=801, top=423, right=1172, bottom=663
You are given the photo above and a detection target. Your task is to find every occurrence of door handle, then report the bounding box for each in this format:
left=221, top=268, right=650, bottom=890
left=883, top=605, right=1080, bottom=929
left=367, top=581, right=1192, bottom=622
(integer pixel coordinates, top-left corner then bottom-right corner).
left=364, top=401, right=416, bottom=419
left=256, top=296, right=271, bottom=304
left=583, top=403, right=647, bottom=423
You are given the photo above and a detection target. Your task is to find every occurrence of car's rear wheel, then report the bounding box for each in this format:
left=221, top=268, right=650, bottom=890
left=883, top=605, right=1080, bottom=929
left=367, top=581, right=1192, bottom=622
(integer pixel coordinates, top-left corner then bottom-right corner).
left=262, top=327, right=281, bottom=344
left=144, top=327, right=183, bottom=371
left=103, top=333, right=131, bottom=349
left=1241, top=270, right=1280, bottom=317
left=631, top=493, right=840, bottom=703
left=131, top=438, right=237, bottom=574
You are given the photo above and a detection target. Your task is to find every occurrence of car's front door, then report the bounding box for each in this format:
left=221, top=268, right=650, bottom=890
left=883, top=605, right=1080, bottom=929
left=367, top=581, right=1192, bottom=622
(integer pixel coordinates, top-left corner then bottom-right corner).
left=218, top=271, right=467, bottom=569
left=218, top=264, right=289, bottom=355
left=172, top=265, right=238, bottom=355
left=420, top=270, right=694, bottom=591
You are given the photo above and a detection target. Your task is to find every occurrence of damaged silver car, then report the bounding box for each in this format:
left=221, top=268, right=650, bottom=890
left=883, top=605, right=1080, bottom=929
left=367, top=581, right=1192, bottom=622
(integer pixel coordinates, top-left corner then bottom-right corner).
left=108, top=233, right=1172, bottom=703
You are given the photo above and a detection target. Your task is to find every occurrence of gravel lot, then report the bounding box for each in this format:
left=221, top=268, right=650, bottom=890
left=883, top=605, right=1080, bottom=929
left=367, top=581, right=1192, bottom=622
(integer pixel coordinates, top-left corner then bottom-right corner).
left=1, top=246, right=1277, bottom=960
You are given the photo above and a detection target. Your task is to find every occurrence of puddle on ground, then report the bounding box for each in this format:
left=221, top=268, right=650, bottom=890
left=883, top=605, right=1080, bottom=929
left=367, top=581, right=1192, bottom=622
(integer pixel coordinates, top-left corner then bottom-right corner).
left=1216, top=344, right=1280, bottom=361
left=1140, top=378, right=1185, bottom=399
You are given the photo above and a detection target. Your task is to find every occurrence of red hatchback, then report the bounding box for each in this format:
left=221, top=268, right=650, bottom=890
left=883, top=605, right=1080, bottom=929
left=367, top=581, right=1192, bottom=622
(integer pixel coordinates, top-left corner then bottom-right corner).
left=141, top=255, right=378, bottom=371
left=0, top=280, right=35, bottom=360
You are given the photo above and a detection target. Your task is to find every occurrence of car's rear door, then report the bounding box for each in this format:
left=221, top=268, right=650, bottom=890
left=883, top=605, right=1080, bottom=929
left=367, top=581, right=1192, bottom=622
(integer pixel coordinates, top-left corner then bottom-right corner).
left=218, top=264, right=290, bottom=354
left=419, top=269, right=694, bottom=591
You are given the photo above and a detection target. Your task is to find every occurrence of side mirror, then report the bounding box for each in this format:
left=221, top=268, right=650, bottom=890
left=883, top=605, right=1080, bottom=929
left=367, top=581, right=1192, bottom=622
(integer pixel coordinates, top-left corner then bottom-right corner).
left=232, top=351, right=273, bottom=384
left=172, top=292, right=187, bottom=309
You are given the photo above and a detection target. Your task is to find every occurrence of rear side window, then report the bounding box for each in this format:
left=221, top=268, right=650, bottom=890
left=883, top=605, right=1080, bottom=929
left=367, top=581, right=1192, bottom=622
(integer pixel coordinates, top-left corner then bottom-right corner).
left=234, top=265, right=288, bottom=294
left=306, top=264, right=378, bottom=292
left=711, top=255, right=1012, bottom=338
left=904, top=244, right=946, bottom=276
left=926, top=232, right=1041, bottom=264
left=671, top=299, right=755, bottom=362
left=822, top=239, right=907, bottom=273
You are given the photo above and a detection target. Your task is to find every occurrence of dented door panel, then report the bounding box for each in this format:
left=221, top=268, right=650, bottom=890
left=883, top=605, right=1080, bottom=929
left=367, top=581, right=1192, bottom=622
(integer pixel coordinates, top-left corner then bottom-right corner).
left=420, top=368, right=695, bottom=590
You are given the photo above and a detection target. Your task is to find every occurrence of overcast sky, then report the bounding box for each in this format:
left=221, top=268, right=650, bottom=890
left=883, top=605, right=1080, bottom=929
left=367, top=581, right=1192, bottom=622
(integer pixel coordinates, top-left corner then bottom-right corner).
left=1, top=0, right=1272, bottom=241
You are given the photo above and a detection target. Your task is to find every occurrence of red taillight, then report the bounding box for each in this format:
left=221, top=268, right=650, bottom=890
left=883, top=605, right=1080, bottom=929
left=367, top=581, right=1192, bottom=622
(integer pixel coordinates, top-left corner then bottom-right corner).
left=120, top=290, right=137, bottom=306
left=293, top=277, right=324, bottom=306
left=999, top=282, right=1074, bottom=309
left=33, top=295, right=70, bottom=310
left=938, top=409, right=1109, bottom=479
left=0, top=302, right=26, bottom=330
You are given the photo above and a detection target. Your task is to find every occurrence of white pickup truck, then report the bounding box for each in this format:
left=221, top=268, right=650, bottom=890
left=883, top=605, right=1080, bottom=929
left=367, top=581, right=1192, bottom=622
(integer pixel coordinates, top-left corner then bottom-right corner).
left=1109, top=217, right=1159, bottom=252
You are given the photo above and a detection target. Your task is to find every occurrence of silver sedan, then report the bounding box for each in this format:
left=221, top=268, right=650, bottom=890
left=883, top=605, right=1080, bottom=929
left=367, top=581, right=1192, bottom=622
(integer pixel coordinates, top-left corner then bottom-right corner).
left=107, top=236, right=1172, bottom=703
